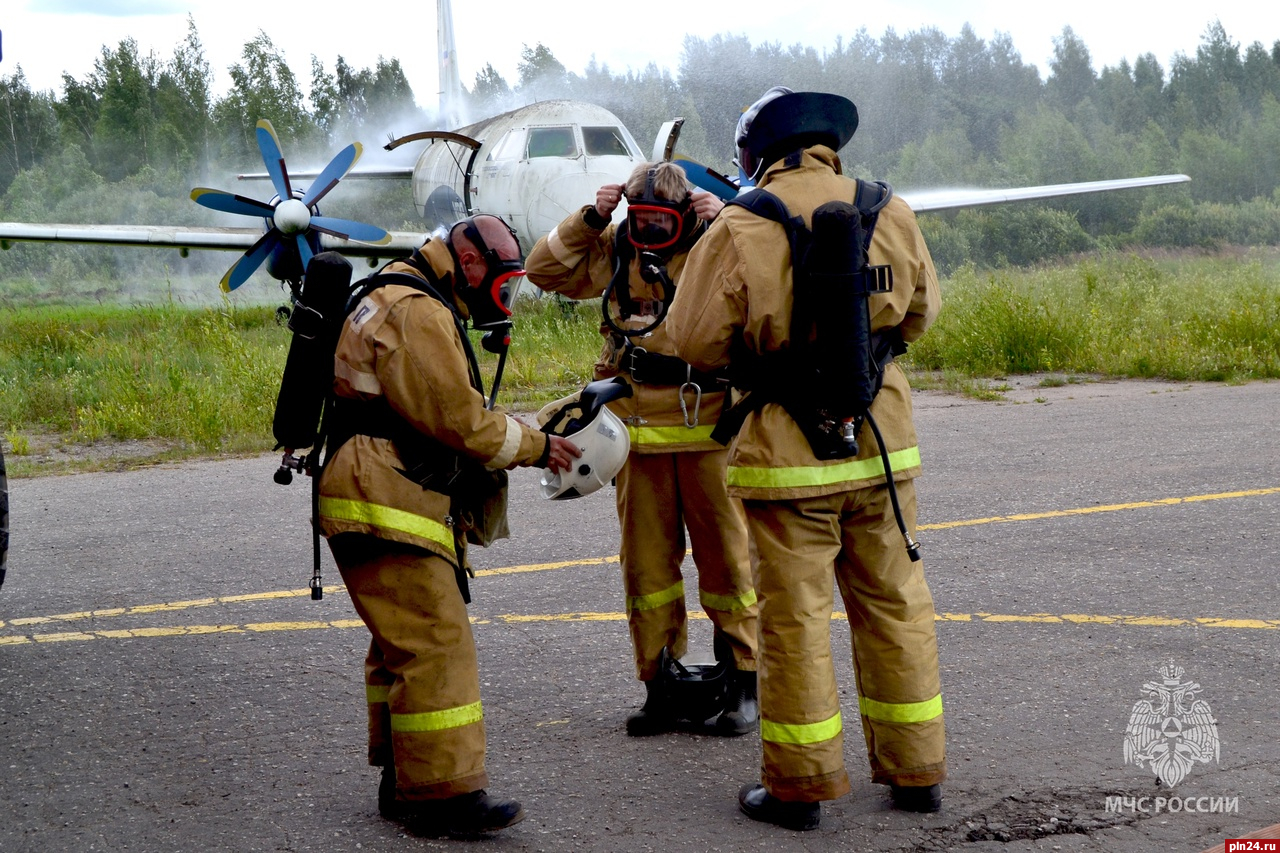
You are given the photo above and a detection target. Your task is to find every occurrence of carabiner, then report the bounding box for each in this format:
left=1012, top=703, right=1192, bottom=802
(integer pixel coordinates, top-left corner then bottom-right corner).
left=679, top=368, right=702, bottom=429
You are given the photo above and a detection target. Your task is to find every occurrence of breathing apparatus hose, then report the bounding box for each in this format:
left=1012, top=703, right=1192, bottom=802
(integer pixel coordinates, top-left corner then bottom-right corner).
left=863, top=409, right=922, bottom=562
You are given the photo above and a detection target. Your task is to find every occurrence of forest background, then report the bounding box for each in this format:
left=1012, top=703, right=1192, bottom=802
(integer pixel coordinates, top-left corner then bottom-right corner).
left=3, top=16, right=1280, bottom=289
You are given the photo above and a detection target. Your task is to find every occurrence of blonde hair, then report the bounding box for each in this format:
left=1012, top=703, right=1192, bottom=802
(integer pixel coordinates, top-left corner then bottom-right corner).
left=625, top=161, right=690, bottom=202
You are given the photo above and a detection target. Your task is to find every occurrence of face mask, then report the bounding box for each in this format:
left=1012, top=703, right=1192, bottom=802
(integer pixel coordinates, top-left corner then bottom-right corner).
left=625, top=168, right=693, bottom=252
left=455, top=217, right=524, bottom=328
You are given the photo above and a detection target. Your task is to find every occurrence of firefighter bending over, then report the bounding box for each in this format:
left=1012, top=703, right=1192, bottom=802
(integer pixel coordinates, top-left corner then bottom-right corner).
left=317, top=215, right=579, bottom=836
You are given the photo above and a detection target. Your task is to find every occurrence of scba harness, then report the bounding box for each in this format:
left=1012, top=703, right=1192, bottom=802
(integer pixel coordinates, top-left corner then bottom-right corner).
left=716, top=167, right=921, bottom=560
left=272, top=252, right=514, bottom=601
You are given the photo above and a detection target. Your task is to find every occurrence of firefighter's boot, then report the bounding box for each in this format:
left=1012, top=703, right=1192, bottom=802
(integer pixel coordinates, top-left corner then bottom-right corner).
left=626, top=679, right=675, bottom=736
left=716, top=669, right=759, bottom=736
left=891, top=783, right=943, bottom=813
left=738, top=783, right=821, bottom=831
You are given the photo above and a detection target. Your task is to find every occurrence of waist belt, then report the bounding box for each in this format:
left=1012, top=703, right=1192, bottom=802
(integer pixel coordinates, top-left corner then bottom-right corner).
left=624, top=346, right=730, bottom=387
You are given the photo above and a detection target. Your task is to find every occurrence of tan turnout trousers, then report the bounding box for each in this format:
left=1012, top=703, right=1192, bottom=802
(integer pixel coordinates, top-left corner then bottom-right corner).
left=745, top=480, right=946, bottom=801
left=330, top=534, right=488, bottom=800
left=616, top=448, right=758, bottom=680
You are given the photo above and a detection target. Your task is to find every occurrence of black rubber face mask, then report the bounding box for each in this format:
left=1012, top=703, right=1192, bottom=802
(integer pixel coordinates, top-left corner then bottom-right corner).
left=456, top=218, right=524, bottom=329
left=625, top=167, right=693, bottom=253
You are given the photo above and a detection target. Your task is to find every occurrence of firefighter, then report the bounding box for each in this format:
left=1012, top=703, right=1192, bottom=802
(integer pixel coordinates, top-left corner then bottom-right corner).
left=665, top=88, right=946, bottom=830
left=317, top=214, right=580, bottom=836
left=524, top=161, right=760, bottom=737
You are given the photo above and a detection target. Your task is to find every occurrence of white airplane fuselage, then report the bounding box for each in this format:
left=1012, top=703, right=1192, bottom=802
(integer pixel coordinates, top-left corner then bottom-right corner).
left=410, top=100, right=644, bottom=253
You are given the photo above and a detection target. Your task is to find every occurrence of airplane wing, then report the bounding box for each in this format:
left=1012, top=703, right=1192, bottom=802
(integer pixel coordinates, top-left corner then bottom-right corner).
left=238, top=166, right=416, bottom=182
left=899, top=174, right=1191, bottom=213
left=0, top=222, right=425, bottom=258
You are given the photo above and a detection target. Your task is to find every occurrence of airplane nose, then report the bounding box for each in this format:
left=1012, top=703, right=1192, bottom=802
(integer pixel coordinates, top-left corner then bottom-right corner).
left=273, top=199, right=312, bottom=235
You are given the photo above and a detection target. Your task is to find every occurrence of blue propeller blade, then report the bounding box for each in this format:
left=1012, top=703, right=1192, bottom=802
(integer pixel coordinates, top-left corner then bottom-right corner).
left=190, top=188, right=275, bottom=219
left=311, top=216, right=391, bottom=244
left=220, top=230, right=279, bottom=293
left=301, top=142, right=363, bottom=207
left=255, top=120, right=292, bottom=201
left=674, top=156, right=740, bottom=201
left=294, top=234, right=314, bottom=274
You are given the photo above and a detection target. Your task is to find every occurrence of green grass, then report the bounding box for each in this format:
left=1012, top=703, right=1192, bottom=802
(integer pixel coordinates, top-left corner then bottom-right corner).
left=3, top=251, right=1279, bottom=474
left=904, top=250, right=1280, bottom=382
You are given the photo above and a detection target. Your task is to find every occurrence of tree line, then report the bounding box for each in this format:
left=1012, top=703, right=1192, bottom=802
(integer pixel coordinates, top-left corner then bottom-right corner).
left=2, top=15, right=1280, bottom=283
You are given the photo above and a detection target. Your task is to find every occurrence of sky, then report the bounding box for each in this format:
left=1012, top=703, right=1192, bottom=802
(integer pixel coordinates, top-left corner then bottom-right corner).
left=5, top=0, right=1280, bottom=112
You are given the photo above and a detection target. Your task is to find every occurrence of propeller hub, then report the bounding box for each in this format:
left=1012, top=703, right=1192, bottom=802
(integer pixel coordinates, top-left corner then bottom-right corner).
left=274, top=198, right=312, bottom=235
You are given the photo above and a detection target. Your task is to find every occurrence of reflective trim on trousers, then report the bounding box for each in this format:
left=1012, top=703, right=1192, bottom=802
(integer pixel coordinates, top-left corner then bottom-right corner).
left=761, top=711, right=844, bottom=745
left=626, top=424, right=718, bottom=446
left=366, top=684, right=391, bottom=704
left=319, top=497, right=453, bottom=551
left=859, top=692, right=944, bottom=724
left=389, top=700, right=484, bottom=733
left=727, top=446, right=922, bottom=490
left=699, top=586, right=758, bottom=612
left=627, top=578, right=685, bottom=614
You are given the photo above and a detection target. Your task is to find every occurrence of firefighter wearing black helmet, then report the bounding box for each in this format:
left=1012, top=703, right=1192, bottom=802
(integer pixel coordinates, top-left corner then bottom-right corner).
left=525, top=161, right=760, bottom=738
left=666, top=88, right=946, bottom=830
left=317, top=214, right=580, bottom=836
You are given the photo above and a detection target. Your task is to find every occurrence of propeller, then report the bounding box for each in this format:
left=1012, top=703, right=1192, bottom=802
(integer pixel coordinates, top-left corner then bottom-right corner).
left=191, top=120, right=391, bottom=292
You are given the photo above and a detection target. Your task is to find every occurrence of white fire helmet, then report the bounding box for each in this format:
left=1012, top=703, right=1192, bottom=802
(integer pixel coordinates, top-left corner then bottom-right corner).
left=538, top=377, right=633, bottom=500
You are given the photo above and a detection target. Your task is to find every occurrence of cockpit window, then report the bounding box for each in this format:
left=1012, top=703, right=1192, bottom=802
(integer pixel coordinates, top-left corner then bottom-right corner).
left=487, top=128, right=527, bottom=161
left=583, top=126, right=633, bottom=157
left=526, top=126, right=578, bottom=159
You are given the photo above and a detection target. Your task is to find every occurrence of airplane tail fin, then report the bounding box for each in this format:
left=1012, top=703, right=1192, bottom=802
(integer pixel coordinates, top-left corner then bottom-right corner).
left=438, top=0, right=464, bottom=127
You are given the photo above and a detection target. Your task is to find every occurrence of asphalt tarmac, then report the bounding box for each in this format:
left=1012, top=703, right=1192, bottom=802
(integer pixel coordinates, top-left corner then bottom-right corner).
left=1, top=378, right=1277, bottom=853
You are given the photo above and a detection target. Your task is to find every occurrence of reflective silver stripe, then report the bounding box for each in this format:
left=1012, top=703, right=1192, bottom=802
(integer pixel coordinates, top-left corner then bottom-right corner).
left=546, top=223, right=583, bottom=268
left=487, top=416, right=523, bottom=470
left=334, top=359, right=382, bottom=395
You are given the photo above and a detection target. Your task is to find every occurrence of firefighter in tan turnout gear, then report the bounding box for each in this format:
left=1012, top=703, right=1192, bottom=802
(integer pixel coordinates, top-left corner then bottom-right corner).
left=525, top=161, right=760, bottom=736
left=666, top=88, right=947, bottom=830
left=317, top=214, right=580, bottom=836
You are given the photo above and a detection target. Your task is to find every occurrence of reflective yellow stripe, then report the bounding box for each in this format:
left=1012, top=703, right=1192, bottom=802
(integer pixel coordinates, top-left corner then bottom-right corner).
left=761, top=711, right=843, bottom=745
left=319, top=498, right=453, bottom=550
left=727, top=446, right=921, bottom=490
left=366, top=684, right=390, bottom=704
left=627, top=579, right=685, bottom=613
left=626, top=424, right=717, bottom=445
left=699, top=587, right=758, bottom=612
left=858, top=693, right=943, bottom=724
left=390, top=700, right=484, bottom=733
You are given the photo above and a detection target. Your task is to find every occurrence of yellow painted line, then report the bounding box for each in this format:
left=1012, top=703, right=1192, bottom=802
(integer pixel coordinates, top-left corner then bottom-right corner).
left=2, top=610, right=1277, bottom=645
left=918, top=486, right=1280, bottom=531
left=1, top=485, right=1275, bottom=637
left=474, top=556, right=619, bottom=577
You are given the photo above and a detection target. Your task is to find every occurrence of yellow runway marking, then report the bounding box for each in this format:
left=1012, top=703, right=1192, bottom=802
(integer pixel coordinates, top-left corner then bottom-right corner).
left=2, top=484, right=1276, bottom=644
left=1, top=610, right=1276, bottom=645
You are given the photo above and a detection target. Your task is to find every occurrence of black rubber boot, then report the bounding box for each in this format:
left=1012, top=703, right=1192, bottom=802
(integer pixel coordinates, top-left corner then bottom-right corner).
left=738, top=783, right=821, bottom=831
left=377, top=764, right=400, bottom=819
left=716, top=669, right=759, bottom=736
left=890, top=783, right=943, bottom=813
left=402, top=790, right=526, bottom=837
left=626, top=679, right=675, bottom=736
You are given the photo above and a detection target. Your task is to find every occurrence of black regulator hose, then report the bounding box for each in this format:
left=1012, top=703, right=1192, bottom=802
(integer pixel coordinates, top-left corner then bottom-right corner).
left=863, top=409, right=922, bottom=562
